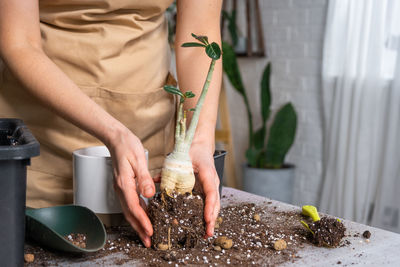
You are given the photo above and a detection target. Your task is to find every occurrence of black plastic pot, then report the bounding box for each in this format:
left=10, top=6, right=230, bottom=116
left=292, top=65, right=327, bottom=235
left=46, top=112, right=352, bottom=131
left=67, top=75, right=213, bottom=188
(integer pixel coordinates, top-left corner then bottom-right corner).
left=0, top=119, right=40, bottom=267
left=213, top=150, right=227, bottom=195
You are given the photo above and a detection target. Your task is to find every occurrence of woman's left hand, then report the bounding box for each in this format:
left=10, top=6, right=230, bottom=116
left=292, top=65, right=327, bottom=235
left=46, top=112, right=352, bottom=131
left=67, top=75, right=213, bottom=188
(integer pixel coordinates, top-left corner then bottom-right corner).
left=190, top=142, right=220, bottom=237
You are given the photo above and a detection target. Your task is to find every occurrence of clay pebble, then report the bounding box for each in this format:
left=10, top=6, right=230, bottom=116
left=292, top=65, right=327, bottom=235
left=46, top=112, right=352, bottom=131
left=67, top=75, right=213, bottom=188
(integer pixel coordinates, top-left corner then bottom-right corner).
left=24, top=253, right=35, bottom=263
left=214, top=236, right=233, bottom=249
left=274, top=239, right=287, bottom=251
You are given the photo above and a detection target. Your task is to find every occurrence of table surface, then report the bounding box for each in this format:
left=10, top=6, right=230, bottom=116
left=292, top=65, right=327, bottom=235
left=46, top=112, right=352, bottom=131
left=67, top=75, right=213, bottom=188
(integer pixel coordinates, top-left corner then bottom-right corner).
left=30, top=187, right=400, bottom=266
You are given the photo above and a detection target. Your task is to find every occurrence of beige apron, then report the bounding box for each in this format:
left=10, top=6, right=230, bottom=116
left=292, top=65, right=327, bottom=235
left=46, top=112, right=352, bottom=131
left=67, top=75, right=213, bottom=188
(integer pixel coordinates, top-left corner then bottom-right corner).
left=0, top=0, right=176, bottom=208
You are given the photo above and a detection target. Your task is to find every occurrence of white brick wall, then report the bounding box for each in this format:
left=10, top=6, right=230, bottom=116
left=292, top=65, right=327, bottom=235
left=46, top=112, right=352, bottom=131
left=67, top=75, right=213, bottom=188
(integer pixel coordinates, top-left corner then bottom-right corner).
left=224, top=0, right=328, bottom=206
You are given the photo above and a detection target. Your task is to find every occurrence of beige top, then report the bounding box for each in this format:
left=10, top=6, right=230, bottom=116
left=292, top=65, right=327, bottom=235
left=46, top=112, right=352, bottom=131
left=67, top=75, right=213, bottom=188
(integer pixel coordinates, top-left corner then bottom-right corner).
left=0, top=0, right=176, bottom=208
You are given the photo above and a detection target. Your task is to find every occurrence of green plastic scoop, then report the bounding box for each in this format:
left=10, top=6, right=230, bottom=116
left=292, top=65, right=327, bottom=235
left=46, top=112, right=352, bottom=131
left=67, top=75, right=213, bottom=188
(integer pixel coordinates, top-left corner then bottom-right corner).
left=25, top=205, right=106, bottom=253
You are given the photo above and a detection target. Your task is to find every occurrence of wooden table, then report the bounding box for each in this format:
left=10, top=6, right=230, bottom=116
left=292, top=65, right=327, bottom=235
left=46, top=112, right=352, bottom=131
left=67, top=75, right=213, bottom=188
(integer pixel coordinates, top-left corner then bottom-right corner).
left=27, top=188, right=400, bottom=266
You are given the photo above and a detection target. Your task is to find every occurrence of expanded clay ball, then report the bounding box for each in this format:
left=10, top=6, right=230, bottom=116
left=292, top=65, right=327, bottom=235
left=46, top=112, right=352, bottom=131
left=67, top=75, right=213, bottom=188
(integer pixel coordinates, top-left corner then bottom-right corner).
left=214, top=236, right=233, bottom=249
left=215, top=217, right=223, bottom=229
left=157, top=243, right=169, bottom=251
left=24, top=253, right=35, bottom=263
left=274, top=239, right=287, bottom=251
left=253, top=213, right=261, bottom=222
left=213, top=245, right=222, bottom=251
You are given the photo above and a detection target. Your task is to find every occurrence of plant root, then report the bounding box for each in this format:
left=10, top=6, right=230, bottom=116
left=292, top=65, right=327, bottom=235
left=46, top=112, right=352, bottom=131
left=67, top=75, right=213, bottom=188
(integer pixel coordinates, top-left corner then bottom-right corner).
left=168, top=227, right=171, bottom=250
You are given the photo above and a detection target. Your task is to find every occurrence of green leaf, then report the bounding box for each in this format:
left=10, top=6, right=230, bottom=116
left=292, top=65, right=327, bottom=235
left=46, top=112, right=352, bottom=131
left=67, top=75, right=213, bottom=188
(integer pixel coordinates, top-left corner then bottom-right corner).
left=246, top=148, right=263, bottom=168
left=182, top=42, right=206, bottom=48
left=164, top=85, right=184, bottom=98
left=222, top=10, right=231, bottom=20
left=222, top=42, right=246, bottom=97
left=253, top=126, right=266, bottom=150
left=261, top=63, right=271, bottom=124
left=184, top=91, right=195, bottom=98
left=191, top=33, right=209, bottom=45
left=222, top=41, right=254, bottom=148
left=223, top=10, right=239, bottom=47
left=264, top=103, right=297, bottom=168
left=205, top=42, right=221, bottom=60
left=222, top=10, right=230, bottom=20
left=301, top=220, right=314, bottom=235
left=188, top=108, right=196, bottom=112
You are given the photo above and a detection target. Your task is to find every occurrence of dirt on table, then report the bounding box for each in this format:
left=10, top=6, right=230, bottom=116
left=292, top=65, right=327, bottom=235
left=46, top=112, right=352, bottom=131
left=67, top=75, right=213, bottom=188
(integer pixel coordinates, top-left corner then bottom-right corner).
left=362, top=230, right=371, bottom=239
left=307, top=217, right=346, bottom=247
left=64, top=233, right=87, bottom=249
left=24, top=194, right=352, bottom=267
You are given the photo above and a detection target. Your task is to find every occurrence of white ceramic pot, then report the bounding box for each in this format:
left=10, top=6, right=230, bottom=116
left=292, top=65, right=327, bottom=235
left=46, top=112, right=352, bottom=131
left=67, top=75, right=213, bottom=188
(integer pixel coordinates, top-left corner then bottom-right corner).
left=242, top=164, right=295, bottom=204
left=73, top=146, right=148, bottom=214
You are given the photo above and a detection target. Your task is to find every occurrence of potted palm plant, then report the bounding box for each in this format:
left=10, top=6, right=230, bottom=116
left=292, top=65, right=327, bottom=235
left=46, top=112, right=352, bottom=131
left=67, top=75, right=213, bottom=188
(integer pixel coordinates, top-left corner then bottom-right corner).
left=222, top=42, right=297, bottom=203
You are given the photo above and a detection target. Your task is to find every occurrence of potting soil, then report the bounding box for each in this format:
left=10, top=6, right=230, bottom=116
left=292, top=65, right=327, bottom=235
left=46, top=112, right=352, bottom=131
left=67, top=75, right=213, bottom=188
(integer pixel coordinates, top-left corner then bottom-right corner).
left=25, top=194, right=351, bottom=267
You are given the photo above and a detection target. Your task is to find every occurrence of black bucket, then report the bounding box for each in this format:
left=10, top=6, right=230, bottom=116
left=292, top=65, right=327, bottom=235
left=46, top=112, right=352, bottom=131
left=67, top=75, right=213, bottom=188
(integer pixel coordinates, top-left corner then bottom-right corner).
left=213, top=150, right=227, bottom=195
left=0, top=119, right=40, bottom=267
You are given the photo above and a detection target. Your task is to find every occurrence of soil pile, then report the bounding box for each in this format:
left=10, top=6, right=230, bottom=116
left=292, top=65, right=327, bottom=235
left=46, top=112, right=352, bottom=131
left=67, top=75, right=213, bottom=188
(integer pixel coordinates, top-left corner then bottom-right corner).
left=148, top=192, right=206, bottom=250
left=307, top=217, right=346, bottom=247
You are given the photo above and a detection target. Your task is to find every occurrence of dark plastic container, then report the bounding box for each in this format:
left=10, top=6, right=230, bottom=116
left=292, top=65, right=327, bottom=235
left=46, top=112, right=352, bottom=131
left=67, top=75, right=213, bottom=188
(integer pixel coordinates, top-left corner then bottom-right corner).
left=0, top=119, right=40, bottom=267
left=213, top=150, right=227, bottom=195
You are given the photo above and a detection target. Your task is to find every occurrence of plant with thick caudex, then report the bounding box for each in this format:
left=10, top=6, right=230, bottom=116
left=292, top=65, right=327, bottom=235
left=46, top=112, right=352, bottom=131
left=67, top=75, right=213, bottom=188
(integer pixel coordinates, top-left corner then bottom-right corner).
left=160, top=34, right=221, bottom=196
left=222, top=42, right=297, bottom=169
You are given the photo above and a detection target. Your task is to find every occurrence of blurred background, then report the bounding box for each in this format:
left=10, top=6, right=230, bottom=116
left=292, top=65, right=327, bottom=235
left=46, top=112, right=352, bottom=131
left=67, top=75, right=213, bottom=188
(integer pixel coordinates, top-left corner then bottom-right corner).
left=167, top=0, right=400, bottom=234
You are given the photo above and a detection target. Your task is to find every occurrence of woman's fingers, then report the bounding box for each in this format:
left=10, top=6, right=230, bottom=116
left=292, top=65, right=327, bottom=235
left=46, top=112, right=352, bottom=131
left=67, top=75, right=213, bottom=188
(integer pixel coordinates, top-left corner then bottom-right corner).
left=116, top=184, right=153, bottom=246
left=107, top=130, right=155, bottom=247
left=190, top=145, right=221, bottom=238
left=129, top=151, right=155, bottom=198
left=197, top=166, right=220, bottom=237
left=113, top=159, right=153, bottom=247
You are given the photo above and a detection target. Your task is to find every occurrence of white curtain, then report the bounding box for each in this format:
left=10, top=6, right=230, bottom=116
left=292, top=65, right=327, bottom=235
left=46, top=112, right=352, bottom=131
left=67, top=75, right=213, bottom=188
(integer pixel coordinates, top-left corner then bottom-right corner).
left=320, top=0, right=400, bottom=233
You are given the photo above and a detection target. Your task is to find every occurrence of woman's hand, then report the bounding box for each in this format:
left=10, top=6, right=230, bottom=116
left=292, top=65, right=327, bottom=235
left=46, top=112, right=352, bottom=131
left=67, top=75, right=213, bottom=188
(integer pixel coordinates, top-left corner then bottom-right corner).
left=106, top=127, right=156, bottom=248
left=190, top=141, right=220, bottom=238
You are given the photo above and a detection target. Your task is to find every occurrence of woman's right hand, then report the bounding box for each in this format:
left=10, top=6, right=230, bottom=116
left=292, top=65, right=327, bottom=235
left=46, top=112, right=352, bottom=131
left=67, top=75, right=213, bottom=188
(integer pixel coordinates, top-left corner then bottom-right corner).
left=106, top=126, right=156, bottom=248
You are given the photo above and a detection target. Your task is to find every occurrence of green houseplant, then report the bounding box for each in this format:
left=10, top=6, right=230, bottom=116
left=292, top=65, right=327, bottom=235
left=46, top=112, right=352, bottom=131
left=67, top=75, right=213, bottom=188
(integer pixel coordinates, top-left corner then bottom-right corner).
left=161, top=34, right=221, bottom=196
left=222, top=42, right=297, bottom=203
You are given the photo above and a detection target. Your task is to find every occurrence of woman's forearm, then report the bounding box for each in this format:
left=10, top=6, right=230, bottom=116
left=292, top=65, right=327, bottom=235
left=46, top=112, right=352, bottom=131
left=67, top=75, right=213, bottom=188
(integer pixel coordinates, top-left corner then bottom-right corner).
left=176, top=46, right=222, bottom=152
left=1, top=44, right=126, bottom=146
left=175, top=0, right=223, bottom=153
left=0, top=0, right=126, bottom=145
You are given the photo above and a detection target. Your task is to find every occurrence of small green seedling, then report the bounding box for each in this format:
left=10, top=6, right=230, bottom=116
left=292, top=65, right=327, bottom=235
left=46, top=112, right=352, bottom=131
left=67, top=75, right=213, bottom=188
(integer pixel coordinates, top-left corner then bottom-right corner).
left=301, top=205, right=320, bottom=235
left=300, top=220, right=314, bottom=235
left=301, top=205, right=341, bottom=234
left=301, top=205, right=344, bottom=248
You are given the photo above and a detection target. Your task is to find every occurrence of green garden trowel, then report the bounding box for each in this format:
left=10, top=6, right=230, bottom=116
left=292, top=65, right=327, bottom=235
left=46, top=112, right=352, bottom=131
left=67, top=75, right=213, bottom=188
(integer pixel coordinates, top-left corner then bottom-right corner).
left=25, top=205, right=106, bottom=253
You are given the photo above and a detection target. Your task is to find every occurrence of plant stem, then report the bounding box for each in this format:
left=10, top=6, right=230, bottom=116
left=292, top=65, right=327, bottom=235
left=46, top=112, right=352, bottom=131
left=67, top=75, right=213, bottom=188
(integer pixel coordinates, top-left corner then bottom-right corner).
left=175, top=102, right=183, bottom=140
left=180, top=110, right=187, bottom=138
left=184, top=59, right=216, bottom=148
